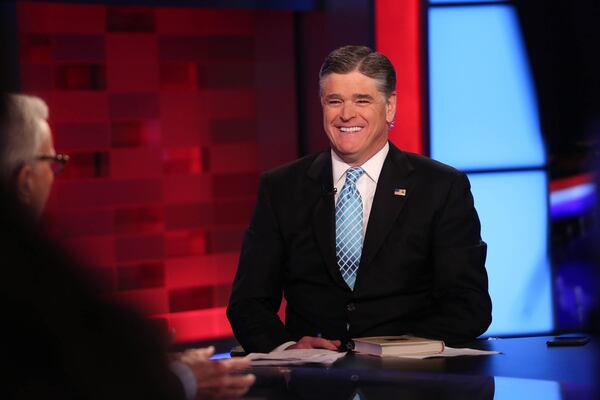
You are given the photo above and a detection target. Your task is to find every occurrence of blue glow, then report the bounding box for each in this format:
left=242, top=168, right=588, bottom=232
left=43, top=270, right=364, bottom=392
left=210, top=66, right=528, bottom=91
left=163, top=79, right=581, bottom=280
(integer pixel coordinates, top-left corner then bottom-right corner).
left=468, top=171, right=553, bottom=336
left=550, top=183, right=597, bottom=219
left=494, top=377, right=560, bottom=400
left=555, top=262, right=598, bottom=328
left=550, top=183, right=595, bottom=205
left=429, top=5, right=545, bottom=170
left=210, top=352, right=231, bottom=360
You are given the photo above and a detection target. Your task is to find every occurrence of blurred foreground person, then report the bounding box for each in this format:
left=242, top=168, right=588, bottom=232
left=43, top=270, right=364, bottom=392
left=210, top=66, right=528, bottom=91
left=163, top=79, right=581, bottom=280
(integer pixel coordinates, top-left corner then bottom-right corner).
left=0, top=93, right=254, bottom=399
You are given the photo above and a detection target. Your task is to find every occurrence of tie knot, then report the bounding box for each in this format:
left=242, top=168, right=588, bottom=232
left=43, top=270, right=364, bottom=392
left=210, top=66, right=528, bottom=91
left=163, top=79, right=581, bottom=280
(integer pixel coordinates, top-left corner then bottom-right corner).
left=345, top=167, right=364, bottom=186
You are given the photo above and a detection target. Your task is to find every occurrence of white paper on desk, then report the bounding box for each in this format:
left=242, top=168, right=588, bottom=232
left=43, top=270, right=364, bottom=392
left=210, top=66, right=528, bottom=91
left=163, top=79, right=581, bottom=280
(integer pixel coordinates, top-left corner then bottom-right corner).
left=247, top=349, right=347, bottom=366
left=397, top=346, right=500, bottom=359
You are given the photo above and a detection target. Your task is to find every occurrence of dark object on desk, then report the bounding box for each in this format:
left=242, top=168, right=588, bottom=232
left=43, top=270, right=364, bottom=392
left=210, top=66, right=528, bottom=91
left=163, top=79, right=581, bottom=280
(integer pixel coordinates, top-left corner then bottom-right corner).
left=340, top=339, right=355, bottom=352
left=230, top=345, right=247, bottom=357
left=546, top=336, right=590, bottom=347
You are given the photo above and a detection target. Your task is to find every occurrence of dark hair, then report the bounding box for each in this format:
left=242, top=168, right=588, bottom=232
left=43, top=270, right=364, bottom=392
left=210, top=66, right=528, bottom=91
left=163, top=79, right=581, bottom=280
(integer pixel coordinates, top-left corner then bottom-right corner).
left=319, top=45, right=396, bottom=98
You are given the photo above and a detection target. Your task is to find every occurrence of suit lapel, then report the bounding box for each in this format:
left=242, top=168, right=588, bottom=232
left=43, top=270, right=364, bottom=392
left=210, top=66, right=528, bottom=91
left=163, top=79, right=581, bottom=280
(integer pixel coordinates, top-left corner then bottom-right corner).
left=358, top=144, right=415, bottom=278
left=307, top=151, right=350, bottom=290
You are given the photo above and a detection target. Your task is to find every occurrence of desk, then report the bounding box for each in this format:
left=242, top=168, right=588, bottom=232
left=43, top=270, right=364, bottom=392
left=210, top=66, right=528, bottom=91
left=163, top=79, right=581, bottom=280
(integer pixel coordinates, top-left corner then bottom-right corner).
left=244, top=336, right=599, bottom=399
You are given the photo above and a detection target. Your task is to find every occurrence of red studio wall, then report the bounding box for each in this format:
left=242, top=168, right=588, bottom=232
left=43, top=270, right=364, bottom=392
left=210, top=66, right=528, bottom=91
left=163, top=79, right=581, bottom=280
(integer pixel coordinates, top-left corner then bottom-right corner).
left=18, top=2, right=298, bottom=343
left=375, top=0, right=423, bottom=155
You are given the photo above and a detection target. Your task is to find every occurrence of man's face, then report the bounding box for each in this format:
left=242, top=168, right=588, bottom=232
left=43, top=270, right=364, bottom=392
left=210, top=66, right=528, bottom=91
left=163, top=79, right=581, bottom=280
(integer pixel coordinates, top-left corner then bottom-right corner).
left=321, top=71, right=396, bottom=166
left=18, top=120, right=55, bottom=217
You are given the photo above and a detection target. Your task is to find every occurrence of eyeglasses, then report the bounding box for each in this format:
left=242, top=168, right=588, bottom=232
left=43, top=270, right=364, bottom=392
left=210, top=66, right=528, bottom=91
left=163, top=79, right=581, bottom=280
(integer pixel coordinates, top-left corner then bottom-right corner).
left=35, top=153, right=70, bottom=175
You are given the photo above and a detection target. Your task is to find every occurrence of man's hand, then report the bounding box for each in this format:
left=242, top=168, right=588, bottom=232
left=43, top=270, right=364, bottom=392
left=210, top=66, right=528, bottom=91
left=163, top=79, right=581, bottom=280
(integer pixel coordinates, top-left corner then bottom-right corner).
left=179, top=346, right=255, bottom=399
left=286, top=336, right=341, bottom=350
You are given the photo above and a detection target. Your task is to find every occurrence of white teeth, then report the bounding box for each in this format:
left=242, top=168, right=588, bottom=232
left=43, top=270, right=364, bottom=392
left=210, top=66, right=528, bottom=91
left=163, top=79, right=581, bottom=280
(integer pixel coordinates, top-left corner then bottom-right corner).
left=339, top=126, right=363, bottom=132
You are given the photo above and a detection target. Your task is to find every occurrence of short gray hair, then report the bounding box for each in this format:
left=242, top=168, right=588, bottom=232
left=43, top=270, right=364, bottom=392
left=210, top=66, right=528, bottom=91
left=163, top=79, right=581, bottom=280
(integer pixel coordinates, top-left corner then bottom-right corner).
left=0, top=94, right=50, bottom=184
left=319, top=45, right=396, bottom=98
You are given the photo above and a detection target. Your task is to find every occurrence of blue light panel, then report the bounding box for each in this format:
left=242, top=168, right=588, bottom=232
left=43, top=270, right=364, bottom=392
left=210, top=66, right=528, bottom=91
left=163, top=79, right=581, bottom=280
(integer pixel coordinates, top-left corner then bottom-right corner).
left=429, top=5, right=545, bottom=170
left=468, top=171, right=552, bottom=336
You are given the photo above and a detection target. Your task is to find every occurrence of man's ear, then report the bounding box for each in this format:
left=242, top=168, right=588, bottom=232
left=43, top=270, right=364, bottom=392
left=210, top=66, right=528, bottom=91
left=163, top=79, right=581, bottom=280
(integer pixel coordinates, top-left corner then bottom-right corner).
left=16, top=164, right=34, bottom=206
left=386, top=91, right=397, bottom=124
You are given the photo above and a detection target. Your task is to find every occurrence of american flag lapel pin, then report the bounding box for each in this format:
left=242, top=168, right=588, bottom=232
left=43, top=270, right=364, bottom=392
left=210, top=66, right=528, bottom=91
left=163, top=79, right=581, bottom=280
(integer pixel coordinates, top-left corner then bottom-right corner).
left=394, top=188, right=406, bottom=197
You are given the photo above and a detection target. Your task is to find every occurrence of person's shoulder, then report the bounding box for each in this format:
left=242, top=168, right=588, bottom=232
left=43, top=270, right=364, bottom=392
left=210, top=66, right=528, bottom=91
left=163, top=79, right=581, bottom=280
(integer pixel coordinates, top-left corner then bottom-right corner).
left=262, top=151, right=326, bottom=182
left=398, top=149, right=463, bottom=179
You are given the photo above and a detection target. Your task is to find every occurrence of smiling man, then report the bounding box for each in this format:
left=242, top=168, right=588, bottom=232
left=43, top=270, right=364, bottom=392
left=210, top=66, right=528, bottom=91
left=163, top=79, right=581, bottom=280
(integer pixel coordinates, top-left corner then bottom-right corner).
left=227, top=45, right=492, bottom=353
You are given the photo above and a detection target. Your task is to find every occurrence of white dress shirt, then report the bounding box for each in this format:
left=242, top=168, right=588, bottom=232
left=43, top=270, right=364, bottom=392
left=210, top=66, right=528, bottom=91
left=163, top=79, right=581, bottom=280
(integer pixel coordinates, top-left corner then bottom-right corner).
left=332, top=142, right=389, bottom=236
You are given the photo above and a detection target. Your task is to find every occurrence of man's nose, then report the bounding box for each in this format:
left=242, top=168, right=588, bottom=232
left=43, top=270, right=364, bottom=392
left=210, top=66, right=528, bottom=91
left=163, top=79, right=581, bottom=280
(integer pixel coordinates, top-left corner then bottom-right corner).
left=340, top=103, right=356, bottom=121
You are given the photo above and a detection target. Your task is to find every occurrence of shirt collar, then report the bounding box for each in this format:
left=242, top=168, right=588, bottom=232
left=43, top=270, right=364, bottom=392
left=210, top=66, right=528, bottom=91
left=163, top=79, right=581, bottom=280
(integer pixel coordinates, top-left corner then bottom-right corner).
left=331, top=142, right=390, bottom=186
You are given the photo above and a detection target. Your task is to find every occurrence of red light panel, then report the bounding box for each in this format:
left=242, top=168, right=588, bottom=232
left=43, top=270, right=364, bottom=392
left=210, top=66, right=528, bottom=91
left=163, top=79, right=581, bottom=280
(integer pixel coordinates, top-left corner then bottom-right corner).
left=375, top=0, right=424, bottom=154
left=18, top=3, right=298, bottom=343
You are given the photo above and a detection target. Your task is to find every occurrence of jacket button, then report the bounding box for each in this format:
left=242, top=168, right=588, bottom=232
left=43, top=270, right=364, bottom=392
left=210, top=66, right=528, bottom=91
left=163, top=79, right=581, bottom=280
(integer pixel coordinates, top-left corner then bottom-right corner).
left=346, top=303, right=356, bottom=312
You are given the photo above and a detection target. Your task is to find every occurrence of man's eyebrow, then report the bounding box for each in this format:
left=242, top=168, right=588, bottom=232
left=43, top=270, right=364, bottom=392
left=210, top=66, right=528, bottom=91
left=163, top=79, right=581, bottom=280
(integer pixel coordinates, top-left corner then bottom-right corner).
left=324, top=93, right=342, bottom=100
left=354, top=94, right=374, bottom=100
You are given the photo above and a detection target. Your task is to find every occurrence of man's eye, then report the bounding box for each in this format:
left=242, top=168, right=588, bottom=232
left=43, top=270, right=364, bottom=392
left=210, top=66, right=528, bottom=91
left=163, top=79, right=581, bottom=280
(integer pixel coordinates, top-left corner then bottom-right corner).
left=357, top=99, right=371, bottom=105
left=327, top=99, right=342, bottom=105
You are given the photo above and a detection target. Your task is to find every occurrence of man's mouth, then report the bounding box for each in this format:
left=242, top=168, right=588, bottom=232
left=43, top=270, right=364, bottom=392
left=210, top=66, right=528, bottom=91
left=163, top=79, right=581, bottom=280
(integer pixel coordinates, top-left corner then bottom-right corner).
left=338, top=126, right=363, bottom=133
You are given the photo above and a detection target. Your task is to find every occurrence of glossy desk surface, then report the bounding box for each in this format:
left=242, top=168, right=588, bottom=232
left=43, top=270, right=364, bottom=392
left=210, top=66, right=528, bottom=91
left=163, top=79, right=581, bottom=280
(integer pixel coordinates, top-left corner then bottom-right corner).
left=245, top=335, right=599, bottom=399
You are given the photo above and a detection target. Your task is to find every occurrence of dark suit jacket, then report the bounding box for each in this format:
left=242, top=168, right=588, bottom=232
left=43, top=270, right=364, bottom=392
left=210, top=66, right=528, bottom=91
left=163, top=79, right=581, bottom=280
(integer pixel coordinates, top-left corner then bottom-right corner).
left=0, top=189, right=185, bottom=400
left=227, top=143, right=492, bottom=353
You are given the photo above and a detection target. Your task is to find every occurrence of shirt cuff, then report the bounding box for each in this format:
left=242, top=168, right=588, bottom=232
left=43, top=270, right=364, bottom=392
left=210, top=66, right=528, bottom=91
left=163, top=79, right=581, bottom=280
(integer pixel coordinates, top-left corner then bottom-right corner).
left=272, top=341, right=297, bottom=352
left=169, top=361, right=197, bottom=400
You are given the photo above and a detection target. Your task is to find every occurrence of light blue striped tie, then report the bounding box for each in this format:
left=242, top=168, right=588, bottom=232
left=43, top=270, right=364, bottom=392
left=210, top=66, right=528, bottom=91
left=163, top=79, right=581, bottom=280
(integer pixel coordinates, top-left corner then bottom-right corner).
left=336, top=167, right=364, bottom=290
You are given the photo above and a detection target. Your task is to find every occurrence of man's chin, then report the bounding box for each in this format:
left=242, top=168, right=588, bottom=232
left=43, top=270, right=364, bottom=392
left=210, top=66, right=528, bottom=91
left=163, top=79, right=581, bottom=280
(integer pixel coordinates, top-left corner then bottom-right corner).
left=331, top=148, right=361, bottom=164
